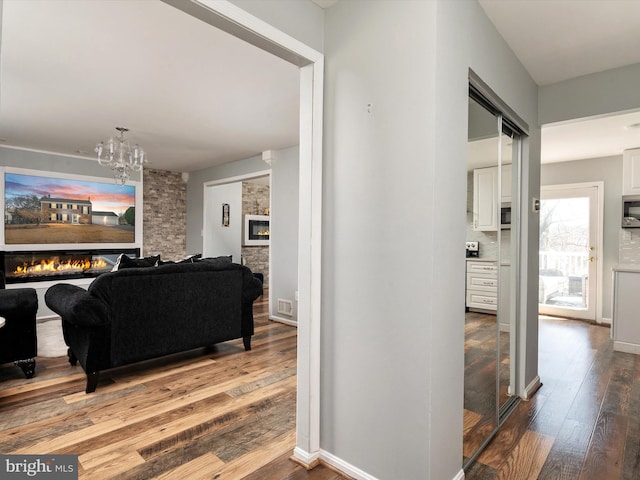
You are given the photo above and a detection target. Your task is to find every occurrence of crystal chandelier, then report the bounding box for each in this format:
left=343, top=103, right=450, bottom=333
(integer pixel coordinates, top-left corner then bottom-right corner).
left=95, top=127, right=146, bottom=185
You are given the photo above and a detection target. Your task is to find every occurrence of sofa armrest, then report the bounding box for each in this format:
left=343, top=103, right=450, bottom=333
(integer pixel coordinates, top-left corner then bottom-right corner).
left=45, top=283, right=109, bottom=327
left=0, top=288, right=37, bottom=318
left=242, top=268, right=263, bottom=303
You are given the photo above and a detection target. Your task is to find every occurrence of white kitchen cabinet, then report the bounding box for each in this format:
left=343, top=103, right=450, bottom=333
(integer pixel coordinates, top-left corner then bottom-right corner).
left=623, top=148, right=640, bottom=195
left=466, top=260, right=497, bottom=311
left=473, top=168, right=498, bottom=231
left=473, top=166, right=512, bottom=231
left=612, top=267, right=640, bottom=354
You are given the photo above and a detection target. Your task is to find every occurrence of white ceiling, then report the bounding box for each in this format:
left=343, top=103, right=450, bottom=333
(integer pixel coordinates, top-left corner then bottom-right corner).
left=478, top=0, right=640, bottom=87
left=2, top=0, right=640, bottom=173
left=0, top=0, right=300, bottom=172
left=478, top=0, right=640, bottom=164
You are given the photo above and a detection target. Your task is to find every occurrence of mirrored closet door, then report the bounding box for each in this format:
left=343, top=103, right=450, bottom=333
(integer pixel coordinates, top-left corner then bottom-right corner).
left=463, top=85, right=522, bottom=469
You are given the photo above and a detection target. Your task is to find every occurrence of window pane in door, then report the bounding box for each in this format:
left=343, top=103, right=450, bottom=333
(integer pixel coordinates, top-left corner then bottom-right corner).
left=539, top=197, right=589, bottom=309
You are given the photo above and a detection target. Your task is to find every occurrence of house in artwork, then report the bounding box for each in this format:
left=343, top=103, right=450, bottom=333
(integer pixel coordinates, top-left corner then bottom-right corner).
left=41, top=197, right=92, bottom=224
left=4, top=208, right=14, bottom=224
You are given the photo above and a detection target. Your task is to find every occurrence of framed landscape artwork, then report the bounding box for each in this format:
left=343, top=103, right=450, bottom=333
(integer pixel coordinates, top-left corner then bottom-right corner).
left=4, top=172, right=137, bottom=245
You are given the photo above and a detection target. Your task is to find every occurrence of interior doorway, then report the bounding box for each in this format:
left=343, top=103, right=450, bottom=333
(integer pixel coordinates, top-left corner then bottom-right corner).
left=164, top=0, right=325, bottom=464
left=539, top=183, right=603, bottom=321
left=203, top=171, right=272, bottom=294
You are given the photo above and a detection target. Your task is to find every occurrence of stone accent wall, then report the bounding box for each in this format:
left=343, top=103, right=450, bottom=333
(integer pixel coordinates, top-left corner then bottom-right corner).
left=143, top=168, right=187, bottom=261
left=243, top=182, right=270, bottom=216
left=242, top=182, right=270, bottom=283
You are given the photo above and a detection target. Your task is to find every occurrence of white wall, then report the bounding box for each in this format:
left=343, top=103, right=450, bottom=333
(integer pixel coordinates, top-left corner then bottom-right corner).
left=269, top=147, right=299, bottom=322
left=539, top=63, right=640, bottom=125
left=203, top=182, right=242, bottom=262
left=323, top=1, right=438, bottom=476
left=322, top=1, right=540, bottom=478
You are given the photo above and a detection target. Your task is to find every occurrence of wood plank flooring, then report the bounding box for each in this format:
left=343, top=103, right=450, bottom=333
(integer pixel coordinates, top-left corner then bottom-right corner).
left=466, top=315, right=640, bottom=480
left=0, top=292, right=347, bottom=480
left=4, top=301, right=637, bottom=479
left=464, top=311, right=511, bottom=459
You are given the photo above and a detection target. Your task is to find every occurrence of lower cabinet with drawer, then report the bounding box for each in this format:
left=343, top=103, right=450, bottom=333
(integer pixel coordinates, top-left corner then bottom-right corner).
left=466, top=260, right=497, bottom=312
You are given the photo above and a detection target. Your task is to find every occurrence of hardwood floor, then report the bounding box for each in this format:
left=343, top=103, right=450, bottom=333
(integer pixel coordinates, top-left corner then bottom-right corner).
left=466, top=315, right=640, bottom=480
left=4, top=300, right=635, bottom=479
left=0, top=292, right=347, bottom=479
left=464, top=311, right=512, bottom=459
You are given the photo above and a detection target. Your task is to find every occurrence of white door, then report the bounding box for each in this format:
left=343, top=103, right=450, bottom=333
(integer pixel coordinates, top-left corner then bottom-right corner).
left=539, top=183, right=602, bottom=321
left=203, top=182, right=242, bottom=262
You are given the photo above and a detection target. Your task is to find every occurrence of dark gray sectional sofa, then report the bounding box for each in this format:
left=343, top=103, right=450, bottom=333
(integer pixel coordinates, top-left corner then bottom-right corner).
left=44, top=257, right=263, bottom=393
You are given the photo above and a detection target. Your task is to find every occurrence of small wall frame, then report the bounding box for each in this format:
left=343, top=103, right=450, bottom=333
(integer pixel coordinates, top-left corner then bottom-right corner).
left=222, top=203, right=230, bottom=227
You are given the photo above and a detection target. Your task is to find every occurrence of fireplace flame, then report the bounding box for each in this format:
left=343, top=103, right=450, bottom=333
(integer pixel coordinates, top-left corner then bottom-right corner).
left=13, top=256, right=108, bottom=277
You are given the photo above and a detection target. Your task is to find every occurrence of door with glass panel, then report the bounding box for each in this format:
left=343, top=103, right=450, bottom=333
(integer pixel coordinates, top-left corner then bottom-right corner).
left=539, top=184, right=600, bottom=321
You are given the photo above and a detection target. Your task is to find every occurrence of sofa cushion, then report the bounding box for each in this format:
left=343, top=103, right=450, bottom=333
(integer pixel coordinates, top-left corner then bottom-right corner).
left=200, top=255, right=232, bottom=267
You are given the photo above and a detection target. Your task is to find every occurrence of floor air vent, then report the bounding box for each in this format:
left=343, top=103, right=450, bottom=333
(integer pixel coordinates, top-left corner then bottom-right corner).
left=277, top=299, right=293, bottom=316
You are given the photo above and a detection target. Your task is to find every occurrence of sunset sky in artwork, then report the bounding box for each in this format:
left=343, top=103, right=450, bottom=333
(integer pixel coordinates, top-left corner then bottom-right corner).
left=5, top=173, right=135, bottom=215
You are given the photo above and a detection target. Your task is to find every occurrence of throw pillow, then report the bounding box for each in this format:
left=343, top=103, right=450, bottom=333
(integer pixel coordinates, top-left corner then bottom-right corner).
left=112, top=254, right=161, bottom=271
left=177, top=253, right=202, bottom=264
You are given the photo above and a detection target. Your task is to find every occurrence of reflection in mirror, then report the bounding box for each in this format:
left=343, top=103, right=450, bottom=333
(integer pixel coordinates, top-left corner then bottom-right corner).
left=464, top=91, right=522, bottom=469
left=464, top=95, right=499, bottom=465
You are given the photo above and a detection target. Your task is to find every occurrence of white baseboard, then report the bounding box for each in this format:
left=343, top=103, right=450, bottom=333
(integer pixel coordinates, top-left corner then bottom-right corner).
left=319, top=450, right=379, bottom=480
left=292, top=446, right=320, bottom=469
left=453, top=468, right=465, bottom=480
left=614, top=340, right=640, bottom=354
left=318, top=450, right=465, bottom=480
left=600, top=317, right=612, bottom=326
left=269, top=315, right=298, bottom=327
left=522, top=375, right=542, bottom=400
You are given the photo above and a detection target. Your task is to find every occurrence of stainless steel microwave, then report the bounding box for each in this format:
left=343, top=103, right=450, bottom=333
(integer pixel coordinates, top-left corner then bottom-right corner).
left=622, top=195, right=640, bottom=228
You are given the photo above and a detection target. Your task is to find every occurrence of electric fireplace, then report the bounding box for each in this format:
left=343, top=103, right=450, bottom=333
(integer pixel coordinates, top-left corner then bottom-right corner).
left=244, top=214, right=270, bottom=246
left=1, top=248, right=140, bottom=284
